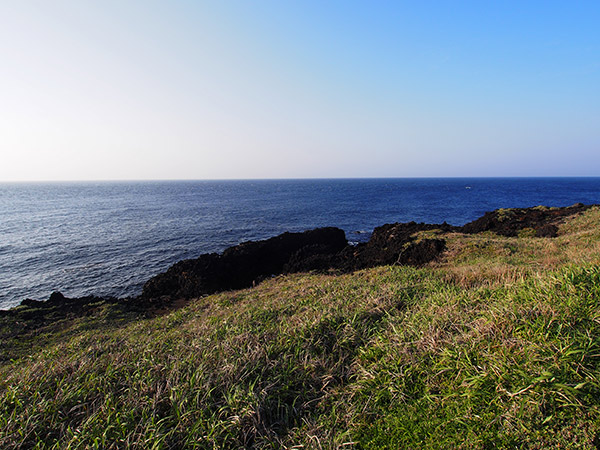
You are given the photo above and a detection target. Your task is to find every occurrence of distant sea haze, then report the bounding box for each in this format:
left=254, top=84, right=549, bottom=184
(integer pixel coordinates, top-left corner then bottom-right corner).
left=1, top=178, right=599, bottom=309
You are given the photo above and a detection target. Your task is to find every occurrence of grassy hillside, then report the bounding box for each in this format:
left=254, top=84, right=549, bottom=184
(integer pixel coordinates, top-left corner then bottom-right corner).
left=1, top=207, right=600, bottom=449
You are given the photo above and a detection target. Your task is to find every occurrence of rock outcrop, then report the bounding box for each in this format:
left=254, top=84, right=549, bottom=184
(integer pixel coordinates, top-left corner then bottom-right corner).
left=4, top=203, right=595, bottom=312
left=140, top=204, right=596, bottom=302
left=0, top=291, right=121, bottom=323
left=460, top=203, right=592, bottom=237
left=141, top=221, right=454, bottom=302
left=141, top=227, right=348, bottom=301
left=335, top=221, right=455, bottom=272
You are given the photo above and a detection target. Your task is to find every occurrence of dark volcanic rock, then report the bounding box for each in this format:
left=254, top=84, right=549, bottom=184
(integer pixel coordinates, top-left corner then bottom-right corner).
left=336, top=221, right=455, bottom=272
left=20, top=291, right=68, bottom=309
left=9, top=203, right=595, bottom=313
left=460, top=203, right=593, bottom=237
left=20, top=291, right=108, bottom=310
left=141, top=227, right=348, bottom=301
left=6, top=291, right=121, bottom=321
left=48, top=291, right=67, bottom=304
left=141, top=222, right=455, bottom=302
left=398, top=238, right=447, bottom=265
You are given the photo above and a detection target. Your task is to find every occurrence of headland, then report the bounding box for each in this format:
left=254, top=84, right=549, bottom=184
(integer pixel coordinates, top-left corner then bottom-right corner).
left=1, top=203, right=599, bottom=448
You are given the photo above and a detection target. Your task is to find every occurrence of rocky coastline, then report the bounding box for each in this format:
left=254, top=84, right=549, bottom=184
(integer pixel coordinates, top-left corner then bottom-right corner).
left=2, top=203, right=594, bottom=318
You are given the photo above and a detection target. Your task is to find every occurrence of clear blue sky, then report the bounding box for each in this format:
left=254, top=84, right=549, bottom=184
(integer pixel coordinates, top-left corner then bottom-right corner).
left=1, top=1, right=599, bottom=181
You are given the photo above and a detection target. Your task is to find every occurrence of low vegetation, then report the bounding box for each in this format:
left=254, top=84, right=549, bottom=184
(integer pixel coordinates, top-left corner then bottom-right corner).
left=1, top=208, right=600, bottom=448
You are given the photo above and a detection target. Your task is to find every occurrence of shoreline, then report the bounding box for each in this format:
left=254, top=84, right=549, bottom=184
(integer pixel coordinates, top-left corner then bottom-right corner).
left=2, top=202, right=594, bottom=315
left=3, top=178, right=600, bottom=310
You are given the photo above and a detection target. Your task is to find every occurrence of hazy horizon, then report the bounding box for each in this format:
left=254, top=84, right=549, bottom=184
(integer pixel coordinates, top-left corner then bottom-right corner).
left=2, top=1, right=599, bottom=181
left=3, top=175, right=600, bottom=185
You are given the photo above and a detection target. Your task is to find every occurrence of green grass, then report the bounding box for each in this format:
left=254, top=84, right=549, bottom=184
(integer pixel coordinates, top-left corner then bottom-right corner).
left=1, top=208, right=600, bottom=448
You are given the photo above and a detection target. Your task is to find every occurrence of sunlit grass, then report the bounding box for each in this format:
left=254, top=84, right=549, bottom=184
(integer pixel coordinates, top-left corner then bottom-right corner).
left=1, top=208, right=600, bottom=448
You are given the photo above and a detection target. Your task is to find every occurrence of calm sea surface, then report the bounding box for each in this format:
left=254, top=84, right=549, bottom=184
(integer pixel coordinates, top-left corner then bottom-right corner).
left=1, top=178, right=599, bottom=309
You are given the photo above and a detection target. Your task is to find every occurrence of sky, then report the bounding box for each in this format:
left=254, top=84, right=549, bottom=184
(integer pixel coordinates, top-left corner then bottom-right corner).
left=1, top=1, right=599, bottom=181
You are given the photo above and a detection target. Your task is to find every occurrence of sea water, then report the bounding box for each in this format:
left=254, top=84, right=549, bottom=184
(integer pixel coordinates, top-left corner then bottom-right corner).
left=1, top=177, right=599, bottom=309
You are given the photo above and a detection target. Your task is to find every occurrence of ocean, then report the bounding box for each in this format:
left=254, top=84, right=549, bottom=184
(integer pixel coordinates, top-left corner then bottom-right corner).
left=1, top=177, right=599, bottom=309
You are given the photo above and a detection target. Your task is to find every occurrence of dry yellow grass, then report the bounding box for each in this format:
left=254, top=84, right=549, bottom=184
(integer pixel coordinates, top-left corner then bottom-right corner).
left=430, top=207, right=600, bottom=288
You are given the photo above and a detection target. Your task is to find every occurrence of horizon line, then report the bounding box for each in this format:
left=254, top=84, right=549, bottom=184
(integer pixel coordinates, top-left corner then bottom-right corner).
left=1, top=175, right=600, bottom=184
